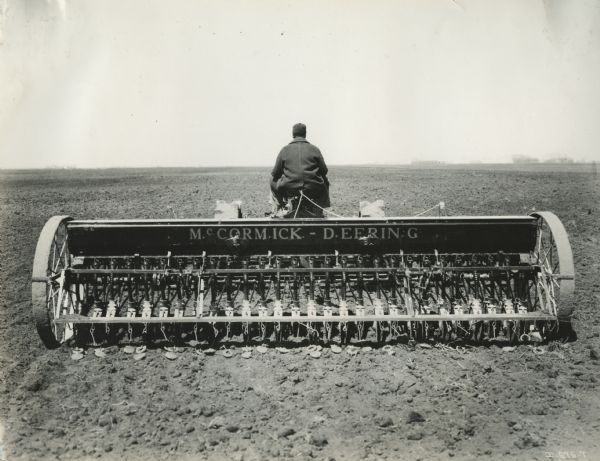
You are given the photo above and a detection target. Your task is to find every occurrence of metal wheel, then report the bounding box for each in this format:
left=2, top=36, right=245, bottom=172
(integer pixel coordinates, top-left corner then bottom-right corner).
left=31, top=216, right=74, bottom=348
left=531, top=212, right=575, bottom=320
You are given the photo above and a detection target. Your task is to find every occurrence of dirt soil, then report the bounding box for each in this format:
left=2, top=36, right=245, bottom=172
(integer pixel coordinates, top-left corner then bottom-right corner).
left=1, top=166, right=599, bottom=461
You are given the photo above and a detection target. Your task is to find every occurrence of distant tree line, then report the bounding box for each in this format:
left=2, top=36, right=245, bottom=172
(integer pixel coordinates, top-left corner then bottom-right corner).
left=512, top=155, right=575, bottom=164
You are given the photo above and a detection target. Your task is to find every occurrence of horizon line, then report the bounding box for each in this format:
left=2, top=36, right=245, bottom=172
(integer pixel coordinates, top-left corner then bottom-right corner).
left=0, top=160, right=598, bottom=171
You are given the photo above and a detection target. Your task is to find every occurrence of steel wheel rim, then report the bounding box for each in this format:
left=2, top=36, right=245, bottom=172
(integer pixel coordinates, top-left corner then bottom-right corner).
left=530, top=212, right=575, bottom=321
left=32, top=216, right=74, bottom=347
left=48, top=221, right=70, bottom=341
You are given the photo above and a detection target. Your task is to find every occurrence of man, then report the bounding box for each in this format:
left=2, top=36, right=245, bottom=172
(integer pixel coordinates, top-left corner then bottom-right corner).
left=270, top=123, right=330, bottom=217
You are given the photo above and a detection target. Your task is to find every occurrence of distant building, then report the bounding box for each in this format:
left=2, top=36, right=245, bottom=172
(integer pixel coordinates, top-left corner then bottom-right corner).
left=512, top=155, right=539, bottom=164
left=410, top=160, right=446, bottom=166
left=546, top=157, right=575, bottom=163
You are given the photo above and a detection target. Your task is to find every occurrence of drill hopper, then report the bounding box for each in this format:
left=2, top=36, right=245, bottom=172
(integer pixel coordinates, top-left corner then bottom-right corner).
left=32, top=212, right=574, bottom=348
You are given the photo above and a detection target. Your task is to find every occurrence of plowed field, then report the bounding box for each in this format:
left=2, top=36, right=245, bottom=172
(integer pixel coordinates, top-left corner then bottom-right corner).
left=1, top=166, right=599, bottom=461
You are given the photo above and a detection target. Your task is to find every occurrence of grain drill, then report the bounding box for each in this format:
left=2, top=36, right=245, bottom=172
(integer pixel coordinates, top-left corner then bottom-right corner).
left=31, top=209, right=575, bottom=348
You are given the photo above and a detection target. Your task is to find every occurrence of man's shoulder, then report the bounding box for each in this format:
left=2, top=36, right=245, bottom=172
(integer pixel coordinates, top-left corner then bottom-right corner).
left=283, top=139, right=322, bottom=157
left=289, top=137, right=309, bottom=145
left=290, top=139, right=320, bottom=150
left=307, top=142, right=322, bottom=154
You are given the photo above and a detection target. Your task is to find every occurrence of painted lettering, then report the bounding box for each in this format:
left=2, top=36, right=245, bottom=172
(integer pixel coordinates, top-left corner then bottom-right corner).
left=192, top=225, right=413, bottom=241
left=190, top=228, right=201, bottom=240
left=388, top=227, right=400, bottom=239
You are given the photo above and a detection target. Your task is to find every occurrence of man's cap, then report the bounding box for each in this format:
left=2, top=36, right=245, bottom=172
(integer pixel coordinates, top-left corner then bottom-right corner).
left=292, top=123, right=306, bottom=138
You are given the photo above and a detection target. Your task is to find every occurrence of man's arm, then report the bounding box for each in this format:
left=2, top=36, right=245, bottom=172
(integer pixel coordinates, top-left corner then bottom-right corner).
left=271, top=150, right=284, bottom=181
left=316, top=150, right=329, bottom=187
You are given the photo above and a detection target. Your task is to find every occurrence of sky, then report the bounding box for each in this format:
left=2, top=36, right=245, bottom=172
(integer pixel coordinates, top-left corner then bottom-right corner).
left=0, top=0, right=599, bottom=168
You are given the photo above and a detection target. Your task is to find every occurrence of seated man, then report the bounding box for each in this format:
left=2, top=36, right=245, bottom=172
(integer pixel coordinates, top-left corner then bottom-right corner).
left=270, top=123, right=330, bottom=217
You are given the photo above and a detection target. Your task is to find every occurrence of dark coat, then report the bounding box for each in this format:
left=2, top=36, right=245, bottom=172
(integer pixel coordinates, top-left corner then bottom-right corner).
left=271, top=137, right=330, bottom=208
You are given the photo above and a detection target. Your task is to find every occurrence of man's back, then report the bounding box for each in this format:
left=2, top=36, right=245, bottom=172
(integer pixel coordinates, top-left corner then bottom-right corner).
left=270, top=123, right=330, bottom=211
left=272, top=137, right=328, bottom=193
